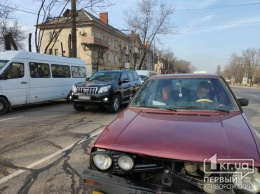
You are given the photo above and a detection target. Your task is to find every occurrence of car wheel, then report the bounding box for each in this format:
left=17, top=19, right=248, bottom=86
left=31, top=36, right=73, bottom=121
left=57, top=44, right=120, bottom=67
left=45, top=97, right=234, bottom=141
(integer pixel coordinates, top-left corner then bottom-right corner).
left=109, top=94, right=120, bottom=113
left=0, top=97, right=9, bottom=115
left=73, top=104, right=85, bottom=111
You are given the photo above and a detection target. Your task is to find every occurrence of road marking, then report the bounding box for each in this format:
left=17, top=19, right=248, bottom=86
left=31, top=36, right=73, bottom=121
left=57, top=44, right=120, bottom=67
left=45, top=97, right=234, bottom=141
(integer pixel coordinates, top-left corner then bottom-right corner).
left=0, top=130, right=102, bottom=185
left=0, top=116, right=23, bottom=122
left=249, top=94, right=258, bottom=97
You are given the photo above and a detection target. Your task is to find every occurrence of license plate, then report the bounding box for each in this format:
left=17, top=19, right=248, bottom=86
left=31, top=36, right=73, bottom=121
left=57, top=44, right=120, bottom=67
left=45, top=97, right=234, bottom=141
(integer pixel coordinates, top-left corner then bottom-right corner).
left=78, top=96, right=90, bottom=100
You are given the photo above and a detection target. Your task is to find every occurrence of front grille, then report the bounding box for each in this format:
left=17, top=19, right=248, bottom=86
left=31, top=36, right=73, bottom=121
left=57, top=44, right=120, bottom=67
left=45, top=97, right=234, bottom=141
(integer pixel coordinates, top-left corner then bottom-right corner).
left=77, top=87, right=98, bottom=94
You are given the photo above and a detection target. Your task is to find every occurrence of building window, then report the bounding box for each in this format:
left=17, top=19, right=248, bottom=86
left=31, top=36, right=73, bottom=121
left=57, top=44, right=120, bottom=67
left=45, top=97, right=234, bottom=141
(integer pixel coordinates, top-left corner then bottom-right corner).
left=49, top=31, right=52, bottom=41
left=108, top=37, right=111, bottom=46
left=49, top=49, right=53, bottom=55
left=54, top=49, right=58, bottom=56
left=107, top=53, right=111, bottom=61
left=114, top=55, right=117, bottom=63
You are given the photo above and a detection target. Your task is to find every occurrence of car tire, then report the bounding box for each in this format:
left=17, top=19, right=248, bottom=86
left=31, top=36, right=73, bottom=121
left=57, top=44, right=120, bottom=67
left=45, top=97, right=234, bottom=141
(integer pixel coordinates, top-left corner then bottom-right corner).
left=73, top=104, right=85, bottom=111
left=109, top=94, right=120, bottom=113
left=0, top=97, right=9, bottom=115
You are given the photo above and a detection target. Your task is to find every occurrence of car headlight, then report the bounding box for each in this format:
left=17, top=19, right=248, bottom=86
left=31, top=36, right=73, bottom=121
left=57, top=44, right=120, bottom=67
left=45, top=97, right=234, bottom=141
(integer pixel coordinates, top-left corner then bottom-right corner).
left=93, top=154, right=112, bottom=170
left=117, top=155, right=134, bottom=171
left=233, top=168, right=260, bottom=193
left=98, top=85, right=111, bottom=93
left=72, top=85, right=77, bottom=93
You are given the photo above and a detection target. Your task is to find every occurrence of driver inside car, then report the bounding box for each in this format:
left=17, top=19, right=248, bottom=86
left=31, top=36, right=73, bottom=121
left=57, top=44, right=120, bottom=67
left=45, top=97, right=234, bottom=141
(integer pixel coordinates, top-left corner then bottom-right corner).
left=194, top=81, right=214, bottom=102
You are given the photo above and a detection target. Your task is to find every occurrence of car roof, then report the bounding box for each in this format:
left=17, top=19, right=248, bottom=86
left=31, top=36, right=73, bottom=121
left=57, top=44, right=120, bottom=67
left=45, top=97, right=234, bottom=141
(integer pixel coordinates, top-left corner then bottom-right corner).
left=98, top=70, right=136, bottom=73
left=149, top=73, right=221, bottom=79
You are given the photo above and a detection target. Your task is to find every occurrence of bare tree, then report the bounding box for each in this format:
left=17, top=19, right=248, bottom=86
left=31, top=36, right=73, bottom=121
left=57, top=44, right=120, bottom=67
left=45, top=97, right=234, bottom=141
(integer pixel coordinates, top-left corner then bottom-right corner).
left=174, top=59, right=192, bottom=73
left=0, top=21, right=27, bottom=50
left=0, top=1, right=27, bottom=51
left=242, top=48, right=259, bottom=86
left=224, top=53, right=245, bottom=85
left=35, top=0, right=114, bottom=53
left=124, top=0, right=175, bottom=70
left=0, top=0, right=13, bottom=24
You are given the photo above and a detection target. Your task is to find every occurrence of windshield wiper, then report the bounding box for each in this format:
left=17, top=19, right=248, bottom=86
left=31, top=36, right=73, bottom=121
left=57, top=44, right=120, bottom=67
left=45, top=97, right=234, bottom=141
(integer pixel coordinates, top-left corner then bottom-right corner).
left=214, top=109, right=230, bottom=113
left=184, top=106, right=206, bottom=109
left=164, top=107, right=178, bottom=112
left=132, top=105, right=160, bottom=109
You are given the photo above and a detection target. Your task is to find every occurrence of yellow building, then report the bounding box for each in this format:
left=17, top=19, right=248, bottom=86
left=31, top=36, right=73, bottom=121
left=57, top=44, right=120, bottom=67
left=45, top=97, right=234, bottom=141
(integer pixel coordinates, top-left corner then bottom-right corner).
left=37, top=9, right=143, bottom=76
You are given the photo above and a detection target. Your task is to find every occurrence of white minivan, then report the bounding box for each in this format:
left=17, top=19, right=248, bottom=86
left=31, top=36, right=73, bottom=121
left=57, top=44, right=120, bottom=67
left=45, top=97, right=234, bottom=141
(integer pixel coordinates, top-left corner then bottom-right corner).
left=135, top=70, right=157, bottom=84
left=0, top=51, right=87, bottom=115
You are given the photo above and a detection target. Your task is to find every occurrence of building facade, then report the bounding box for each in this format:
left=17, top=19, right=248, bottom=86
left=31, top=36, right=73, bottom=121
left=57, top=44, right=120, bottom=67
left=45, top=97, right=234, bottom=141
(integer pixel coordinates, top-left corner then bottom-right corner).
left=37, top=9, right=154, bottom=76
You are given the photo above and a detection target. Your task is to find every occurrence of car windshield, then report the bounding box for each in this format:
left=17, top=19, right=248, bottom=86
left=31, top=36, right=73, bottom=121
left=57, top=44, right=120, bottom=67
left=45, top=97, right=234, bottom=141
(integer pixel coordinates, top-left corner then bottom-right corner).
left=0, top=60, right=8, bottom=71
left=90, top=72, right=120, bottom=82
left=130, top=77, right=238, bottom=112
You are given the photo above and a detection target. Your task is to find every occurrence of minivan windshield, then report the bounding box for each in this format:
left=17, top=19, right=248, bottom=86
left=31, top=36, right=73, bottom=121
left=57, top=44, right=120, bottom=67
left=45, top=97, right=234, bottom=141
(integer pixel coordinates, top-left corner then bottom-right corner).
left=131, top=77, right=238, bottom=112
left=0, top=60, right=8, bottom=71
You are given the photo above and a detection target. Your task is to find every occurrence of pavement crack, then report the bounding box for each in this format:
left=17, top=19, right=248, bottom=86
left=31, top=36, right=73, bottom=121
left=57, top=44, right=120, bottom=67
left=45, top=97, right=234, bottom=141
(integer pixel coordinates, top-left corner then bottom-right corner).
left=17, top=140, right=80, bottom=194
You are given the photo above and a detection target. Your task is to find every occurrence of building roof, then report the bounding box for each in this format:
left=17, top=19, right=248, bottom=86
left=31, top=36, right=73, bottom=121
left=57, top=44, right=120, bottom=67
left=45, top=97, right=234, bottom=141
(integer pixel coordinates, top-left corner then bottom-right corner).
left=37, top=9, right=129, bottom=39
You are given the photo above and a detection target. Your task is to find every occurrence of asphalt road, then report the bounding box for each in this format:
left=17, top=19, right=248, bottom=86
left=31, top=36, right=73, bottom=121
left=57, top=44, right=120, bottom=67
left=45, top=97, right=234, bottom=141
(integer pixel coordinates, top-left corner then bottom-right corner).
left=231, top=86, right=260, bottom=133
left=0, top=101, right=122, bottom=194
left=0, top=87, right=259, bottom=194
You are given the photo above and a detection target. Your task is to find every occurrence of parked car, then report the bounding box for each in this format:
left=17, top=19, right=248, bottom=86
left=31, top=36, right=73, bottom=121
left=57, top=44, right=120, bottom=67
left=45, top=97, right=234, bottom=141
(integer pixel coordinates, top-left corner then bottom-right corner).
left=70, top=70, right=141, bottom=112
left=82, top=73, right=260, bottom=194
left=136, top=70, right=157, bottom=84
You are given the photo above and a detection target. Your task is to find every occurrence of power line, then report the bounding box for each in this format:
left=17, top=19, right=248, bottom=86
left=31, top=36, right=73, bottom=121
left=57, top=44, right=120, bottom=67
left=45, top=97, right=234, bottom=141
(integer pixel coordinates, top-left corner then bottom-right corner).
left=3, top=2, right=260, bottom=16
left=175, top=2, right=260, bottom=11
left=178, top=21, right=260, bottom=28
left=0, top=4, right=39, bottom=15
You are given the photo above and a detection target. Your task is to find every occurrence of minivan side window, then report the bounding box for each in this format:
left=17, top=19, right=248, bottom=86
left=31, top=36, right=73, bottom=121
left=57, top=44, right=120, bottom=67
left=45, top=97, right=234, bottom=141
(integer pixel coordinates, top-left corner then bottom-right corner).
left=30, top=62, right=50, bottom=78
left=72, top=66, right=86, bottom=78
left=51, top=64, right=71, bottom=78
left=3, top=62, right=24, bottom=79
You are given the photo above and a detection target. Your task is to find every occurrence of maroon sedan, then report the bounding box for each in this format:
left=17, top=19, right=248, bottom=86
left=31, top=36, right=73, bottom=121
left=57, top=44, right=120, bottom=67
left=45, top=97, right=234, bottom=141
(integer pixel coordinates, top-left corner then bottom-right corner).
left=83, top=74, right=260, bottom=194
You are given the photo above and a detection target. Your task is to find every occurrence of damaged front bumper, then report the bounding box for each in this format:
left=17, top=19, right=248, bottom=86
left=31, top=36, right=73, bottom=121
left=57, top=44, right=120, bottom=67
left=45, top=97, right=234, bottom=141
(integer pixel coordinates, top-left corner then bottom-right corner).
left=82, top=169, right=204, bottom=194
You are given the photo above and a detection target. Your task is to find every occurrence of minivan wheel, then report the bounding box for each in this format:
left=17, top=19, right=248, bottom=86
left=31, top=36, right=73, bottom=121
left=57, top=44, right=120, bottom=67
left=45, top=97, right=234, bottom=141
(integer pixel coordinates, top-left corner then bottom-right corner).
left=109, top=94, right=120, bottom=113
left=0, top=97, right=8, bottom=115
left=73, top=104, right=85, bottom=111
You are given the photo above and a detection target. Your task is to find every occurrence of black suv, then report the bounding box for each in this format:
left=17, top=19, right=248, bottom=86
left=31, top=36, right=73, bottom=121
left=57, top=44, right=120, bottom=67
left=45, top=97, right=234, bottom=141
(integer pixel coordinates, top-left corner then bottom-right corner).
left=70, top=70, right=141, bottom=112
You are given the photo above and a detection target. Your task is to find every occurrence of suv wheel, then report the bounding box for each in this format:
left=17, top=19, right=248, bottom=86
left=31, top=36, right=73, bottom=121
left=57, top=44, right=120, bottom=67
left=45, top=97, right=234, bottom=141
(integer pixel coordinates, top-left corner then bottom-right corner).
left=0, top=97, right=8, bottom=115
left=109, top=94, right=120, bottom=113
left=73, top=104, right=85, bottom=111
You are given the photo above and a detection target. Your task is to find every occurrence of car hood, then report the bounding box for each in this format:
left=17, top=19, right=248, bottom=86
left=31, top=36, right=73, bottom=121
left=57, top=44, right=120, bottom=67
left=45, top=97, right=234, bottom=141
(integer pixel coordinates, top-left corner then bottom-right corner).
left=95, top=108, right=260, bottom=165
left=75, top=80, right=116, bottom=87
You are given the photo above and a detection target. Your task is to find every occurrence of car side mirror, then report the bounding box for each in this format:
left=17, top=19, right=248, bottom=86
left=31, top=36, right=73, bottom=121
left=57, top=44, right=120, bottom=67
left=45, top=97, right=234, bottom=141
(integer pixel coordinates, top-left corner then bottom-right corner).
left=121, top=78, right=129, bottom=83
left=237, top=98, right=249, bottom=106
left=86, top=77, right=89, bottom=81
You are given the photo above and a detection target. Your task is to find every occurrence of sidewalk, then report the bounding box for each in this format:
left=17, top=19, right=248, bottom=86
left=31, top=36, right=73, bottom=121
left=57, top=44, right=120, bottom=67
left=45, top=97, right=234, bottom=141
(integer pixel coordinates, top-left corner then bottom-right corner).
left=230, top=84, right=260, bottom=90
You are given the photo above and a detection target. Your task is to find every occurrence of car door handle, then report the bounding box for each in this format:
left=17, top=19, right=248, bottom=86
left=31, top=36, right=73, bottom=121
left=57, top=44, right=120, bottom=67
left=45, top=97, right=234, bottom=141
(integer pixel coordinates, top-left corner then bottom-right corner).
left=21, top=81, right=27, bottom=84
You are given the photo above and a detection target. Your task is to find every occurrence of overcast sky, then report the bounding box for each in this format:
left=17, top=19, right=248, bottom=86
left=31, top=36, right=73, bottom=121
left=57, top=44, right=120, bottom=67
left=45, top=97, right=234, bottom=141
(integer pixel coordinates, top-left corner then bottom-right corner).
left=8, top=0, right=260, bottom=73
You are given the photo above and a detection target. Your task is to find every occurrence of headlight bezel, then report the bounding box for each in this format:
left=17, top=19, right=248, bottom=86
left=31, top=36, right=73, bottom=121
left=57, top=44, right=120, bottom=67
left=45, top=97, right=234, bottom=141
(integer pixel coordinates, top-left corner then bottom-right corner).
left=98, top=85, right=111, bottom=93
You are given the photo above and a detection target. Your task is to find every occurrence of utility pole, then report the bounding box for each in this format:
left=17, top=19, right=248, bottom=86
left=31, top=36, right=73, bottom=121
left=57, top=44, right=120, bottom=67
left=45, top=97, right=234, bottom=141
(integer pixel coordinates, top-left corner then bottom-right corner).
left=71, top=0, right=77, bottom=58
